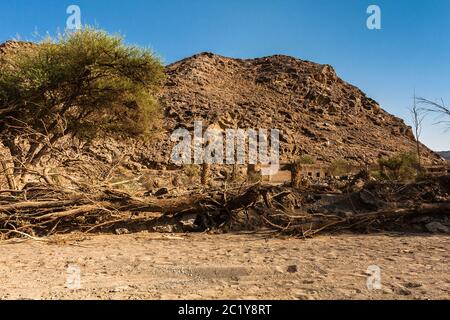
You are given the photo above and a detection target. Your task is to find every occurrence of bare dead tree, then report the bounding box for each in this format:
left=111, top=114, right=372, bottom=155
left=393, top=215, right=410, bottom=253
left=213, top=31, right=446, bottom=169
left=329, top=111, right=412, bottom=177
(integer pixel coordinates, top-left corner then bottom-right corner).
left=409, top=93, right=425, bottom=168
left=417, top=97, right=450, bottom=130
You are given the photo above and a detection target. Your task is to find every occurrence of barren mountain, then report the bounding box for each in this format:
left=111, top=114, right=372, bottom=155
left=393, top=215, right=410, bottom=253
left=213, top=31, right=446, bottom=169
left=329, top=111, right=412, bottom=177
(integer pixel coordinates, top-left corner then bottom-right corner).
left=0, top=42, right=444, bottom=169
left=161, top=52, right=442, bottom=165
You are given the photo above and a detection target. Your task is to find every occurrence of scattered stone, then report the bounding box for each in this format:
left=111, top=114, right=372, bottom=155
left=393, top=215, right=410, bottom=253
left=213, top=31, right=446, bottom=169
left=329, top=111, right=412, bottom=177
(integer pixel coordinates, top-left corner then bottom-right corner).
left=154, top=188, right=170, bottom=197
left=179, top=213, right=198, bottom=231
left=404, top=282, right=422, bottom=289
left=274, top=266, right=284, bottom=274
left=425, top=222, right=450, bottom=234
left=153, top=225, right=175, bottom=233
left=111, top=285, right=130, bottom=293
left=287, top=265, right=298, bottom=273
left=395, top=287, right=412, bottom=296
left=115, top=228, right=129, bottom=235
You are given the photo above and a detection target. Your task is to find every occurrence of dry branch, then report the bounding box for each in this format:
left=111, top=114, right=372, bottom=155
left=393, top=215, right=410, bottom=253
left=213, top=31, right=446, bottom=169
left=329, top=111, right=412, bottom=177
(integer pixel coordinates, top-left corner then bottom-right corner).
left=0, top=176, right=448, bottom=239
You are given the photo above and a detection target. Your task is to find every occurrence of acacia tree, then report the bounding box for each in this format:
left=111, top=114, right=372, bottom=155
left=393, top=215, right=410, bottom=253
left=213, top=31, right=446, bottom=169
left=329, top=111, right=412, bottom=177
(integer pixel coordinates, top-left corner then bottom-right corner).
left=0, top=28, right=165, bottom=188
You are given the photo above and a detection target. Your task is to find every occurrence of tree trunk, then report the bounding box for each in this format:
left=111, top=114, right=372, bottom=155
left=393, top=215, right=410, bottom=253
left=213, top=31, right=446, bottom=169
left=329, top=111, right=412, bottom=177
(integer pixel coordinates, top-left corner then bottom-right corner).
left=1, top=136, right=22, bottom=175
left=232, top=164, right=238, bottom=181
left=247, top=164, right=259, bottom=182
left=0, top=160, right=17, bottom=190
left=416, top=138, right=422, bottom=169
left=201, top=163, right=210, bottom=185
left=291, top=162, right=302, bottom=188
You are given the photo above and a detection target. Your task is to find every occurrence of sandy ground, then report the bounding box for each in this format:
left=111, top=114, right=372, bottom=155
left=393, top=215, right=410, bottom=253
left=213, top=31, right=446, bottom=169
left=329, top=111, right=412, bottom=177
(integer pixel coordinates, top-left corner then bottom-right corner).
left=0, top=232, right=448, bottom=300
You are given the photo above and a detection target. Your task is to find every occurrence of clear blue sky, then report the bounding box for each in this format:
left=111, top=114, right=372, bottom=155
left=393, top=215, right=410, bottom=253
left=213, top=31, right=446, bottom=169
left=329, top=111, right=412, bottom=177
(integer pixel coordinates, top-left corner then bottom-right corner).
left=1, top=0, right=449, bottom=150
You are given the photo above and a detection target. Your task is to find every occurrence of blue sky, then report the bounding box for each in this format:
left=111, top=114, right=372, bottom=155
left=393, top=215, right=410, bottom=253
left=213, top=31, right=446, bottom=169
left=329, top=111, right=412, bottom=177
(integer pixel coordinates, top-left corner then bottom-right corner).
left=1, top=0, right=449, bottom=150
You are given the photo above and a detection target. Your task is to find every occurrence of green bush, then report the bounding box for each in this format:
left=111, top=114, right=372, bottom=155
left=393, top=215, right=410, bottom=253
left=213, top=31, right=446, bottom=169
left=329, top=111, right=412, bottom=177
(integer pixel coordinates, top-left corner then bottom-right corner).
left=378, top=152, right=420, bottom=181
left=370, top=170, right=382, bottom=180
left=296, top=155, right=315, bottom=165
left=330, top=159, right=350, bottom=177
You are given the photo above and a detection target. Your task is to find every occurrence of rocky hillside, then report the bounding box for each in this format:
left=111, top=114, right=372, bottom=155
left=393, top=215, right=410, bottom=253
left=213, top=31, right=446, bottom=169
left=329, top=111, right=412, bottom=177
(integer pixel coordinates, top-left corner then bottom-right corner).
left=0, top=40, right=33, bottom=55
left=0, top=42, right=444, bottom=168
left=161, top=52, right=442, bottom=165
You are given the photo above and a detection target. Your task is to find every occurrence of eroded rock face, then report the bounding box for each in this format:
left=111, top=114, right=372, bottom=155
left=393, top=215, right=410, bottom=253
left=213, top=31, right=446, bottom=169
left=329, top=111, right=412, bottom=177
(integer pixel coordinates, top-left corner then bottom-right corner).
left=160, top=52, right=442, bottom=165
left=0, top=40, right=34, bottom=55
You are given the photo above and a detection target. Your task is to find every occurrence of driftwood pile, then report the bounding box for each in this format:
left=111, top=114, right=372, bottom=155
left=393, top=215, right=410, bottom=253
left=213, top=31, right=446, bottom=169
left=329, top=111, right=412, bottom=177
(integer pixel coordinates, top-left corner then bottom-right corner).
left=0, top=183, right=265, bottom=239
left=0, top=175, right=449, bottom=239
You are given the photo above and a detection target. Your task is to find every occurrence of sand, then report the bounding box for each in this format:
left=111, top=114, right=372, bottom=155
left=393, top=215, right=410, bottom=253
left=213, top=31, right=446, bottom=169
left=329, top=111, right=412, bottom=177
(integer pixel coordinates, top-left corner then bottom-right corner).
left=0, top=232, right=448, bottom=300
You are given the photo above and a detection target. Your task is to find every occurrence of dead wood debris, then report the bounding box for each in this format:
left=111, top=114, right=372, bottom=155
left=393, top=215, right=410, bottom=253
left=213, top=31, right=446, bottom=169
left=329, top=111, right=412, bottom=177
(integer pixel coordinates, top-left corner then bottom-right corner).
left=0, top=175, right=449, bottom=239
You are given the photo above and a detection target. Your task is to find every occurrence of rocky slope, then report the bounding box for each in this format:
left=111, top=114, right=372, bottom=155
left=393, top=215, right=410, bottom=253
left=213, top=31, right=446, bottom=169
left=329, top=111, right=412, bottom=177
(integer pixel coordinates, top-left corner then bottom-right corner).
left=160, top=52, right=442, bottom=165
left=0, top=41, right=444, bottom=169
left=0, top=40, right=33, bottom=55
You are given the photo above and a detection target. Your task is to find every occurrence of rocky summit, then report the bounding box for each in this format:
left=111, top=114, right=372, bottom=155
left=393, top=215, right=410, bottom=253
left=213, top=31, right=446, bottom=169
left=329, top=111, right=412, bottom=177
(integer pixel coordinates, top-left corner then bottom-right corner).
left=161, top=52, right=442, bottom=165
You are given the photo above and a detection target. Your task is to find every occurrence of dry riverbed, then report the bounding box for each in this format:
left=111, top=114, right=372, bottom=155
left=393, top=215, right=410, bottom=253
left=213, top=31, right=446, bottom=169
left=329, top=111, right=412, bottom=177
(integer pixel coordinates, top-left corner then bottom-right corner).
left=0, top=232, right=448, bottom=300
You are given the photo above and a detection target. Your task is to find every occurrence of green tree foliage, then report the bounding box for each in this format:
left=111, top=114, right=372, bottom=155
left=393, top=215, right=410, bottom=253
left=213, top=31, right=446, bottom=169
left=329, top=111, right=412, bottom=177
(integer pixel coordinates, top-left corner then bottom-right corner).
left=378, top=152, right=421, bottom=181
left=329, top=159, right=350, bottom=177
left=0, top=28, right=165, bottom=174
left=296, top=155, right=315, bottom=165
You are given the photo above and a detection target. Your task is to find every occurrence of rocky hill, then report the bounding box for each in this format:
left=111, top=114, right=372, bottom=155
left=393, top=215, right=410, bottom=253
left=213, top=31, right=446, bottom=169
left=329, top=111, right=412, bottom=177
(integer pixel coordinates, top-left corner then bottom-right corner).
left=0, top=40, right=34, bottom=55
left=161, top=52, right=442, bottom=165
left=0, top=42, right=444, bottom=169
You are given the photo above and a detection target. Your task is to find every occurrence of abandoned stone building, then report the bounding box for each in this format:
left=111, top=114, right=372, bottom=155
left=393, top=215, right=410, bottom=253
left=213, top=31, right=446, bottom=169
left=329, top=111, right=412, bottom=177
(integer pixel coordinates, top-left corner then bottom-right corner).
left=260, top=162, right=450, bottom=185
left=261, top=163, right=332, bottom=184
left=426, top=165, right=450, bottom=176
